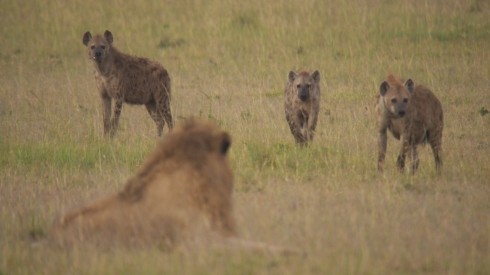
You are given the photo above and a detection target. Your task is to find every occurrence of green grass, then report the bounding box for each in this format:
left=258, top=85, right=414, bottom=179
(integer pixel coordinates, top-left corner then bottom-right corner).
left=1, top=0, right=489, bottom=274
left=2, top=141, right=150, bottom=171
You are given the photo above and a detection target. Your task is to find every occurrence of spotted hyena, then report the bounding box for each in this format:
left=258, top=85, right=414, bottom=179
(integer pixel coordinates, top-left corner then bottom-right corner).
left=376, top=75, right=443, bottom=174
left=82, top=30, right=173, bottom=137
left=284, top=70, right=320, bottom=146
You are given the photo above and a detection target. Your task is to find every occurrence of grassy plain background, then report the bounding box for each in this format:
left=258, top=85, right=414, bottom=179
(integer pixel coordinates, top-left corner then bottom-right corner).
left=0, top=0, right=489, bottom=274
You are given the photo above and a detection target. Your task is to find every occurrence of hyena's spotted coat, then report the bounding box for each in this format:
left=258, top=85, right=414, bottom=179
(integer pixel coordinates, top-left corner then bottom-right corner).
left=82, top=30, right=173, bottom=137
left=376, top=75, right=443, bottom=174
left=284, top=70, right=320, bottom=146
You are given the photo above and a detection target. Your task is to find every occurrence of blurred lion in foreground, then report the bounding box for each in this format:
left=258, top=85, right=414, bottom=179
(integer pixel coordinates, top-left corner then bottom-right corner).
left=50, top=120, right=293, bottom=254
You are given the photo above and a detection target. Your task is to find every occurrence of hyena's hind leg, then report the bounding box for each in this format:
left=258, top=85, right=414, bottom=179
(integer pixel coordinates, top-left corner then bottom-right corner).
left=160, top=96, right=173, bottom=131
left=428, top=130, right=443, bottom=172
left=410, top=144, right=420, bottom=175
left=159, top=72, right=173, bottom=132
left=145, top=101, right=165, bottom=137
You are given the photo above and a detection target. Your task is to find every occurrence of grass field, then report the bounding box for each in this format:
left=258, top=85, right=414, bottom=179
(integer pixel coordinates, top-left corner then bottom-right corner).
left=1, top=0, right=489, bottom=274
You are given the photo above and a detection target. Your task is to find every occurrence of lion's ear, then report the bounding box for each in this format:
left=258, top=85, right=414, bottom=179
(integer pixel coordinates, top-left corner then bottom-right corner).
left=220, top=132, right=231, bottom=155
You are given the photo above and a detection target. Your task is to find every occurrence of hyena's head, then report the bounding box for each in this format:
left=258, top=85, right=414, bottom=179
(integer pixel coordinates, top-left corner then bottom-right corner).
left=82, top=30, right=113, bottom=64
left=379, top=75, right=414, bottom=118
left=288, top=70, right=320, bottom=102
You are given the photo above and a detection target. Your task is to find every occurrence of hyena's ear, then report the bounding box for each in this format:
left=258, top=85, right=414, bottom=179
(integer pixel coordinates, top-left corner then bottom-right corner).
left=219, top=132, right=232, bottom=155
left=288, top=71, right=297, bottom=83
left=404, top=79, right=415, bottom=93
left=379, top=81, right=390, bottom=96
left=82, top=31, right=92, bottom=46
left=311, top=70, right=320, bottom=83
left=104, top=30, right=113, bottom=45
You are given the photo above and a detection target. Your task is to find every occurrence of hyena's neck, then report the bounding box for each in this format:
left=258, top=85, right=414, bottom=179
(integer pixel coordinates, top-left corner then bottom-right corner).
left=94, top=59, right=113, bottom=76
left=94, top=47, right=120, bottom=76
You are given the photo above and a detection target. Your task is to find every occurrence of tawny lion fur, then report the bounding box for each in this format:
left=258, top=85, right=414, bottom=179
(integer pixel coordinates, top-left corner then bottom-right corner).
left=51, top=120, right=235, bottom=248
left=284, top=70, right=320, bottom=146
left=376, top=75, right=444, bottom=174
left=82, top=30, right=173, bottom=137
left=50, top=120, right=296, bottom=254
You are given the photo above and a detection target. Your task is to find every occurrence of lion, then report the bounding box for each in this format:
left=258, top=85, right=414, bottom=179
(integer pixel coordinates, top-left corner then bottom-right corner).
left=50, top=119, right=235, bottom=248
left=50, top=120, right=296, bottom=254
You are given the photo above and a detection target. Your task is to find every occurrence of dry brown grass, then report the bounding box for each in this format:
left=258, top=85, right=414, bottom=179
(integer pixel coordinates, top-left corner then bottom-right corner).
left=0, top=0, right=489, bottom=274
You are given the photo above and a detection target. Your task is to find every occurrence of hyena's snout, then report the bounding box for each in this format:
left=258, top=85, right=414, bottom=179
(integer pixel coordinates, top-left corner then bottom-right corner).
left=389, top=99, right=408, bottom=118
left=396, top=103, right=408, bottom=118
left=298, top=87, right=309, bottom=101
left=392, top=106, right=407, bottom=118
left=92, top=48, right=105, bottom=61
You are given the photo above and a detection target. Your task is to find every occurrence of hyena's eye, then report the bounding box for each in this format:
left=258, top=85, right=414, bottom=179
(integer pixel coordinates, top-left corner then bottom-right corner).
left=403, top=98, right=408, bottom=103
left=90, top=45, right=95, bottom=50
left=296, top=84, right=301, bottom=89
left=391, top=98, right=397, bottom=104
left=101, top=46, right=106, bottom=50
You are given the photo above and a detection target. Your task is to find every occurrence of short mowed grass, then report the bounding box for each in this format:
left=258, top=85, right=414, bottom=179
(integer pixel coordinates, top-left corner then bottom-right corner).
left=1, top=0, right=489, bottom=274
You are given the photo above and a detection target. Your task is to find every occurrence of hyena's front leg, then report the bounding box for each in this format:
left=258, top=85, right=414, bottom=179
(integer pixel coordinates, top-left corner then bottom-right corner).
left=296, top=111, right=309, bottom=146
left=145, top=102, right=164, bottom=137
left=397, top=136, right=410, bottom=172
left=101, top=94, right=112, bottom=136
left=286, top=112, right=305, bottom=145
left=307, top=111, right=318, bottom=142
left=294, top=124, right=307, bottom=145
left=110, top=99, right=123, bottom=137
left=377, top=129, right=388, bottom=172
